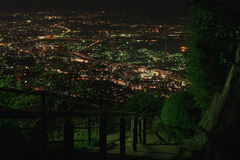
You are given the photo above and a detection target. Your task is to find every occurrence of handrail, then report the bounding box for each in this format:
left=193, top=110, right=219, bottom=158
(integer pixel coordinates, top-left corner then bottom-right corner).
left=0, top=87, right=122, bottom=109
left=0, top=87, right=42, bottom=95
left=0, top=87, right=91, bottom=105
left=0, top=87, right=146, bottom=159
left=0, top=109, right=143, bottom=118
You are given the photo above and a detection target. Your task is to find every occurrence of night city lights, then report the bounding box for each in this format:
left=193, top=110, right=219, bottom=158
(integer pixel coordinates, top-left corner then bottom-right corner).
left=0, top=11, right=189, bottom=100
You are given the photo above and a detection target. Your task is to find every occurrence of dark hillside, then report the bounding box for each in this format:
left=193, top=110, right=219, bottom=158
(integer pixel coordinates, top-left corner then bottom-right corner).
left=195, top=47, right=240, bottom=160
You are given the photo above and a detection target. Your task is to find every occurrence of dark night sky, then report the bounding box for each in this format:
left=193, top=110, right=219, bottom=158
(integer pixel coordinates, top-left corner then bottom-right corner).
left=0, top=0, right=190, bottom=17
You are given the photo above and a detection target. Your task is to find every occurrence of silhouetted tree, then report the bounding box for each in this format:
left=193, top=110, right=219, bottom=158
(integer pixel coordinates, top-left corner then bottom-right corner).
left=126, top=90, right=165, bottom=117
left=187, top=0, right=240, bottom=108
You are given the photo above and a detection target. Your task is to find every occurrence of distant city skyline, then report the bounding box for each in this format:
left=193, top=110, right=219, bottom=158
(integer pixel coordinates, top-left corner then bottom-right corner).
left=0, top=11, right=188, bottom=97
left=0, top=0, right=190, bottom=18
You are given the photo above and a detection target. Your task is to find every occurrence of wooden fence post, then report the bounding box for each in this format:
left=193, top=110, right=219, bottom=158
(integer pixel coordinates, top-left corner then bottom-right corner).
left=131, top=116, right=138, bottom=151
left=138, top=117, right=142, bottom=144
left=99, top=113, right=107, bottom=159
left=41, top=91, right=46, bottom=110
left=64, top=120, right=74, bottom=153
left=142, top=117, right=146, bottom=145
left=120, top=117, right=126, bottom=158
left=87, top=103, right=91, bottom=146
left=41, top=91, right=47, bottom=151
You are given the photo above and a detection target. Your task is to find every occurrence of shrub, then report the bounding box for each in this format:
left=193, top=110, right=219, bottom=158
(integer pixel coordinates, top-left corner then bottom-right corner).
left=161, top=91, right=201, bottom=141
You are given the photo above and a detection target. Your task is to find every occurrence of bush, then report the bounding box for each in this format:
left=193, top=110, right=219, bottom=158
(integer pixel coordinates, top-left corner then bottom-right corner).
left=161, top=91, right=201, bottom=141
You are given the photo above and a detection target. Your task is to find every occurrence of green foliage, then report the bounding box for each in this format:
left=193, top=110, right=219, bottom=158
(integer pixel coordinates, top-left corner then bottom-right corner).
left=0, top=72, right=14, bottom=108
left=187, top=0, right=240, bottom=108
left=10, top=94, right=41, bottom=109
left=93, top=63, right=106, bottom=69
left=176, top=148, right=195, bottom=160
left=0, top=118, right=25, bottom=146
left=32, top=71, right=67, bottom=91
left=0, top=75, right=26, bottom=147
left=0, top=77, right=10, bottom=88
left=0, top=73, right=41, bottom=147
left=0, top=73, right=97, bottom=152
left=74, top=130, right=99, bottom=150
left=126, top=90, right=165, bottom=117
left=0, top=72, right=40, bottom=110
left=76, top=80, right=89, bottom=95
left=161, top=91, right=201, bottom=141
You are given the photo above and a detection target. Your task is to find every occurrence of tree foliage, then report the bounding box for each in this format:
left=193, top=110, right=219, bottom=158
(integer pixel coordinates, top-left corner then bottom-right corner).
left=0, top=72, right=14, bottom=108
left=126, top=90, right=165, bottom=117
left=187, top=0, right=240, bottom=108
left=161, top=91, right=201, bottom=140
